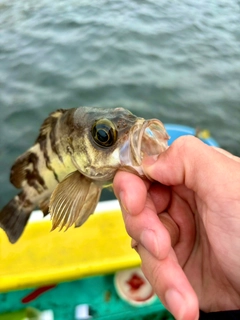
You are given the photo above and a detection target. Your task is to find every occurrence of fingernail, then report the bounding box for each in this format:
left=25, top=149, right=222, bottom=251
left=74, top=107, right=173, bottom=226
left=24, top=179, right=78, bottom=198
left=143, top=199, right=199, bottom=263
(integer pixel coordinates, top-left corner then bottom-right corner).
left=131, top=239, right=139, bottom=253
left=140, top=229, right=159, bottom=258
left=142, top=154, right=158, bottom=166
left=119, top=191, right=129, bottom=213
left=165, top=289, right=186, bottom=320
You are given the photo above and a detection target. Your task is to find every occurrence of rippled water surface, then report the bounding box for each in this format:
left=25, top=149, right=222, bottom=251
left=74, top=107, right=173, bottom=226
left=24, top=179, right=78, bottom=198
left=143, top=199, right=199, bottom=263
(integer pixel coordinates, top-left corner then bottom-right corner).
left=0, top=0, right=240, bottom=207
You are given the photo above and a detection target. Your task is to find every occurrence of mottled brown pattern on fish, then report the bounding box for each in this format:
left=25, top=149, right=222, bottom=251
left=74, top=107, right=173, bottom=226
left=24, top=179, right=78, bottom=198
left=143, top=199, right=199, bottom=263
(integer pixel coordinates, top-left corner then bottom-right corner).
left=49, top=118, right=63, bottom=162
left=18, top=192, right=34, bottom=208
left=60, top=109, right=78, bottom=154
left=37, top=134, right=53, bottom=179
left=10, top=152, right=31, bottom=188
left=39, top=137, right=60, bottom=183
left=25, top=153, right=47, bottom=193
left=65, top=136, right=75, bottom=155
left=36, top=109, right=68, bottom=182
left=10, top=151, right=47, bottom=193
left=44, top=109, right=67, bottom=162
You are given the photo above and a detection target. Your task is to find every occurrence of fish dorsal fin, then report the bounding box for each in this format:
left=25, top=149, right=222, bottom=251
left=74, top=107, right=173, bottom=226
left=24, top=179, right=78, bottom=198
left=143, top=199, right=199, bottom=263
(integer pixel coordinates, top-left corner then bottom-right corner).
left=37, top=109, right=66, bottom=138
left=49, top=171, right=102, bottom=231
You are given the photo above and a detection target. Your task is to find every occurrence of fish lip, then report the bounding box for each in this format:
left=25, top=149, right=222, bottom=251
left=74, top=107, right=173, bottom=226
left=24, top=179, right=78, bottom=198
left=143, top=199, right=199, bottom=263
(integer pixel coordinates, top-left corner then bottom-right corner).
left=119, top=118, right=170, bottom=175
left=138, top=118, right=170, bottom=159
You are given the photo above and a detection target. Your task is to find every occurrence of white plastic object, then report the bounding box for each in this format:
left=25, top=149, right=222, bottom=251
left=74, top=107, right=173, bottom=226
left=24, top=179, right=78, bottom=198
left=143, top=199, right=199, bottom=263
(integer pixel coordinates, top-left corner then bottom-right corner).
left=114, top=267, right=157, bottom=306
left=75, top=304, right=92, bottom=319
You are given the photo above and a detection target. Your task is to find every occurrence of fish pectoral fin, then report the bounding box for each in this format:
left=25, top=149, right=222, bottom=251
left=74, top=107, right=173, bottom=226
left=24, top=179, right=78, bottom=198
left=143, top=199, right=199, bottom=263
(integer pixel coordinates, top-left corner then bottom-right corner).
left=74, top=181, right=102, bottom=228
left=39, top=198, right=50, bottom=216
left=49, top=171, right=102, bottom=231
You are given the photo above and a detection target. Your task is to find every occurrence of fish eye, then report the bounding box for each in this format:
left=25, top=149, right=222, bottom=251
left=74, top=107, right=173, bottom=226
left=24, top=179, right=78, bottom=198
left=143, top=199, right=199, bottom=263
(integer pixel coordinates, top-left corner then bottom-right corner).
left=91, top=119, right=117, bottom=147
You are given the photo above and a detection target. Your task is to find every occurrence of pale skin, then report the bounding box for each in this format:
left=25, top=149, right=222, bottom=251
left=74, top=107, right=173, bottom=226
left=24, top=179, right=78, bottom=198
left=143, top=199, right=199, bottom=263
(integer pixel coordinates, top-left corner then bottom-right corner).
left=113, top=136, right=240, bottom=320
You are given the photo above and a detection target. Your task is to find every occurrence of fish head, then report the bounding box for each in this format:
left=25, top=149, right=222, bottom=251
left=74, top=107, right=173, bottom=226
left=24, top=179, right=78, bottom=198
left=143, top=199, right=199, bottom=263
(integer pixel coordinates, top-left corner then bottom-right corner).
left=51, top=106, right=169, bottom=232
left=69, top=107, right=139, bottom=181
left=69, top=107, right=169, bottom=181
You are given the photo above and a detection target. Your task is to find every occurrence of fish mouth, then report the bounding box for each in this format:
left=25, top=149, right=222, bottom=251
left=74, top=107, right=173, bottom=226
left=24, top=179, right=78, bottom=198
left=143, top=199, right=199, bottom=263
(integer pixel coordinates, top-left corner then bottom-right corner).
left=119, top=118, right=170, bottom=176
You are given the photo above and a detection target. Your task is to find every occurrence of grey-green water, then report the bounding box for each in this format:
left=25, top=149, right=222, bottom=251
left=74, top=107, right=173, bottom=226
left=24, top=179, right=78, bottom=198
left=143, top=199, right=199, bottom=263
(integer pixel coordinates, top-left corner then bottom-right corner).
left=0, top=0, right=240, bottom=208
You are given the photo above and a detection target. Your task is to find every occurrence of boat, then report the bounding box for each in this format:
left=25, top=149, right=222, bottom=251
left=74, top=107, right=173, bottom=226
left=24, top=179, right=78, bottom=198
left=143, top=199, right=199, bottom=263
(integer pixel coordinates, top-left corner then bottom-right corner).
left=0, top=125, right=218, bottom=320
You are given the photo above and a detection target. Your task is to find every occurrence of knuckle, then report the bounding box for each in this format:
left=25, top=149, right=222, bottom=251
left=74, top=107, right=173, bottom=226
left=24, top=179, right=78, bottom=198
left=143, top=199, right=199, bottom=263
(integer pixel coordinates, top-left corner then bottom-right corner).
left=173, top=135, right=198, bottom=155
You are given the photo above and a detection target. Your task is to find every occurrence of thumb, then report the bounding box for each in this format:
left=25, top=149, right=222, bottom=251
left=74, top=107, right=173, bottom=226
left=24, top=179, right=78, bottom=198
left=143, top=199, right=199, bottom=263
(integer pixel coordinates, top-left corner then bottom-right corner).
left=142, top=135, right=239, bottom=197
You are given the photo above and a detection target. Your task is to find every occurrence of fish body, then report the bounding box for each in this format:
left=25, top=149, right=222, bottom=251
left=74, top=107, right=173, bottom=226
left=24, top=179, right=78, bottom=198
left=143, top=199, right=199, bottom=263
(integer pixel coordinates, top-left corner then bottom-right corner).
left=0, top=107, right=169, bottom=243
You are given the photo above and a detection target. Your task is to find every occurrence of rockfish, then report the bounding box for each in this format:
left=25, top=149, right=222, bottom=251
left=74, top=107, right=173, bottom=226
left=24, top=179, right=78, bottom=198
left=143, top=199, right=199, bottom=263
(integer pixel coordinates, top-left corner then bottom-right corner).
left=0, top=107, right=169, bottom=243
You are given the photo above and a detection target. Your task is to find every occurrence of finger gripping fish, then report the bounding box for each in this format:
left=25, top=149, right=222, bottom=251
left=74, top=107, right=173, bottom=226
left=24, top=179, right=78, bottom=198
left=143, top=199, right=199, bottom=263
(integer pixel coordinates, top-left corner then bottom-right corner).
left=0, top=107, right=169, bottom=243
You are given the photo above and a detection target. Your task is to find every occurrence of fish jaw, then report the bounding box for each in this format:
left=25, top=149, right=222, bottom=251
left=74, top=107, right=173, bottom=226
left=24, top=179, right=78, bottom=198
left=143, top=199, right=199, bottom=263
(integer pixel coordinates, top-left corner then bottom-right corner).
left=119, top=119, right=170, bottom=177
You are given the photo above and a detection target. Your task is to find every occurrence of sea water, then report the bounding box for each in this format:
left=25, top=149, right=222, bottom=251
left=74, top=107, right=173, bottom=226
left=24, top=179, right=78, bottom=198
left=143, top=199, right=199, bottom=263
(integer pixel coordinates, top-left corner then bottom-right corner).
left=0, top=0, right=239, bottom=206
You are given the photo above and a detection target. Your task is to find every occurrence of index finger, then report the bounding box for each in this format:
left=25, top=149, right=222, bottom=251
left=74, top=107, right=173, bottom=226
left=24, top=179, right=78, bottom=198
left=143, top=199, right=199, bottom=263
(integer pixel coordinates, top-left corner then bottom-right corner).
left=113, top=171, right=170, bottom=216
left=113, top=171, right=148, bottom=216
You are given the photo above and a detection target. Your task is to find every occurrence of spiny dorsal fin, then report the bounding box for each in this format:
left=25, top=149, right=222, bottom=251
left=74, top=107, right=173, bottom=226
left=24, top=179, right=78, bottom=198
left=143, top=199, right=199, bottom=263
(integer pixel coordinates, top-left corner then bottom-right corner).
left=49, top=171, right=102, bottom=231
left=36, top=109, right=67, bottom=140
left=36, top=109, right=70, bottom=167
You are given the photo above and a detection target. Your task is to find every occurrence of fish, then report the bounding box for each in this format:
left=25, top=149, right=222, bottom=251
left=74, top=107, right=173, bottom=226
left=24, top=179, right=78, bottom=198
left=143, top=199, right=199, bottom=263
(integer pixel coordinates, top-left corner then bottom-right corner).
left=0, top=107, right=169, bottom=243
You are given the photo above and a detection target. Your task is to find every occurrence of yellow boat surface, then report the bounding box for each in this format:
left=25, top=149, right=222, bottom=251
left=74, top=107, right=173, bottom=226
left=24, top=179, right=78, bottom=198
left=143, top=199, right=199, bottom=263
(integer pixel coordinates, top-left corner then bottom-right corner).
left=0, top=200, right=140, bottom=292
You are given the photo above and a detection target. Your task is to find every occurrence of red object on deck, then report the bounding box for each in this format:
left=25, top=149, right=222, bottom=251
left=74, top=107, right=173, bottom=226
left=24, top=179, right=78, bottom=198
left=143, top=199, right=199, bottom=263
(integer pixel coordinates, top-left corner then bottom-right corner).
left=21, top=284, right=56, bottom=303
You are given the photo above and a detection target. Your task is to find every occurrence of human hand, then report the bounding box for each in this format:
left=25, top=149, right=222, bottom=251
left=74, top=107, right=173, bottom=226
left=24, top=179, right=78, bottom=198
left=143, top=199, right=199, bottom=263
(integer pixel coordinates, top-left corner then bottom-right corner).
left=113, top=136, right=240, bottom=320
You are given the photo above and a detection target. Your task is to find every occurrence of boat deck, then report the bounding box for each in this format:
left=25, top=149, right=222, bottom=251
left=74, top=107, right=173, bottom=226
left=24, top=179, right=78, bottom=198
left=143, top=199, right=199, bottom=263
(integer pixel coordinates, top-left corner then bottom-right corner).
left=0, top=201, right=140, bottom=292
